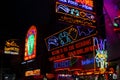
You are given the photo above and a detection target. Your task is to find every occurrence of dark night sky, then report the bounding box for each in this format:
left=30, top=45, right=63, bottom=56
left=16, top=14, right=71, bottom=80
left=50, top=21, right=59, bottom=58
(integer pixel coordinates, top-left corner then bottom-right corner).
left=0, top=0, right=56, bottom=75
left=0, top=0, right=55, bottom=43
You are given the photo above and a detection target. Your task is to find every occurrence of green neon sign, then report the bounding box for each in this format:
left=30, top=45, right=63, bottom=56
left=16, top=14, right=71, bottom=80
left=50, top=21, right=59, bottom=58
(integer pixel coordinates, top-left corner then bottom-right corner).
left=28, top=34, right=35, bottom=56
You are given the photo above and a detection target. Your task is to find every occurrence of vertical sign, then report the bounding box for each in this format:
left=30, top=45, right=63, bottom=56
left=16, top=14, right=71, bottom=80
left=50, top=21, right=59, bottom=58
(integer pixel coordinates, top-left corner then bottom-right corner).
left=24, top=25, right=37, bottom=61
left=93, top=37, right=108, bottom=73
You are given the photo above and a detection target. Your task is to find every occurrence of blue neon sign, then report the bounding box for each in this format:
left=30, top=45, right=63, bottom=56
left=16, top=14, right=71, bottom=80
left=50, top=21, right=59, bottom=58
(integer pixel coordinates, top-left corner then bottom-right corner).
left=54, top=60, right=70, bottom=69
left=81, top=58, right=94, bottom=65
left=45, top=25, right=97, bottom=51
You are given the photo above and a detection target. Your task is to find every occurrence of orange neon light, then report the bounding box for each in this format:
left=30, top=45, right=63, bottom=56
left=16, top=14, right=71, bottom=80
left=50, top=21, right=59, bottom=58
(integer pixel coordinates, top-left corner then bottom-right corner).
left=24, top=25, right=37, bottom=61
left=75, top=0, right=93, bottom=7
left=54, top=56, right=83, bottom=62
left=25, top=69, right=40, bottom=76
left=55, top=68, right=70, bottom=71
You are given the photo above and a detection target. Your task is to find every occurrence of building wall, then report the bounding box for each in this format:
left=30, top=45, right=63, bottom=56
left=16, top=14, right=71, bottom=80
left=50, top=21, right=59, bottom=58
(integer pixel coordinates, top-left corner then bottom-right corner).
left=104, top=0, right=120, bottom=79
left=104, top=0, right=120, bottom=61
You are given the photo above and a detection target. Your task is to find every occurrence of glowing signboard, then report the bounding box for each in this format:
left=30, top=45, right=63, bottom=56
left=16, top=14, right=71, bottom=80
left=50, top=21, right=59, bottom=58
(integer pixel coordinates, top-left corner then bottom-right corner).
left=57, top=0, right=94, bottom=11
left=81, top=58, right=94, bottom=66
left=53, top=55, right=95, bottom=70
left=4, top=39, right=19, bottom=55
left=45, top=25, right=97, bottom=51
left=93, top=37, right=108, bottom=69
left=48, top=37, right=94, bottom=61
left=24, top=25, right=37, bottom=61
left=54, top=60, right=70, bottom=69
left=56, top=2, right=96, bottom=23
left=54, top=56, right=82, bottom=69
left=25, top=69, right=40, bottom=76
left=57, top=14, right=96, bottom=28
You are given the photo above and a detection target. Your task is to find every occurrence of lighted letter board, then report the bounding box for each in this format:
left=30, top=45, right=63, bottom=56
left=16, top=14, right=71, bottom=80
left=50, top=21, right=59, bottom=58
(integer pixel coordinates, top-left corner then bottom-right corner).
left=56, top=2, right=96, bottom=28
left=45, top=25, right=97, bottom=51
left=54, top=57, right=83, bottom=70
left=24, top=25, right=37, bottom=61
left=48, top=37, right=94, bottom=61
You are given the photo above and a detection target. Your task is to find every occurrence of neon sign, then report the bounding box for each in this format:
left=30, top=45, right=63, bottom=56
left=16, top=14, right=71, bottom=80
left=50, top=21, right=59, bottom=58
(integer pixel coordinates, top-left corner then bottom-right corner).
left=4, top=39, right=19, bottom=55
left=77, top=26, right=94, bottom=36
left=57, top=0, right=94, bottom=11
left=93, top=37, right=108, bottom=69
left=49, top=38, right=94, bottom=61
left=59, top=31, right=72, bottom=46
left=47, top=36, right=59, bottom=51
left=54, top=60, right=70, bottom=69
left=54, top=56, right=83, bottom=69
left=24, top=25, right=37, bottom=61
left=25, top=69, right=40, bottom=76
left=57, top=14, right=95, bottom=28
left=56, top=3, right=95, bottom=22
left=56, top=3, right=96, bottom=28
left=45, top=25, right=97, bottom=51
left=81, top=58, right=94, bottom=65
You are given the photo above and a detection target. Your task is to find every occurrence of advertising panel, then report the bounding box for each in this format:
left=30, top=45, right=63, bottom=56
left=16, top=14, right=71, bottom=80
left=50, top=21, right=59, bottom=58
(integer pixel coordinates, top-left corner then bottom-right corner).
left=81, top=53, right=94, bottom=70
left=52, top=37, right=107, bottom=72
left=48, top=37, right=94, bottom=61
left=24, top=25, right=37, bottom=61
left=56, top=2, right=96, bottom=28
left=53, top=53, right=95, bottom=71
left=4, top=39, right=19, bottom=55
left=45, top=25, right=97, bottom=51
left=54, top=56, right=83, bottom=70
left=25, top=69, right=40, bottom=77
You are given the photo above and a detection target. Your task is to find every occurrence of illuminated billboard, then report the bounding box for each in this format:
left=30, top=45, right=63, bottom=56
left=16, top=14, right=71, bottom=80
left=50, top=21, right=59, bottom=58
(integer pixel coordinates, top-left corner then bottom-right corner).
left=51, top=37, right=107, bottom=71
left=24, top=25, right=37, bottom=61
left=4, top=39, right=19, bottom=55
left=45, top=25, right=97, bottom=51
left=48, top=37, right=94, bottom=61
left=56, top=2, right=96, bottom=24
left=54, top=56, right=83, bottom=70
left=56, top=2, right=96, bottom=28
left=53, top=52, right=95, bottom=71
